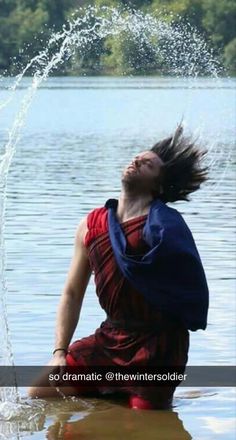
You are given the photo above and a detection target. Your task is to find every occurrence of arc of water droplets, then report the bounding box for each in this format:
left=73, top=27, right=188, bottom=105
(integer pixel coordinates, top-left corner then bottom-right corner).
left=0, top=5, right=227, bottom=408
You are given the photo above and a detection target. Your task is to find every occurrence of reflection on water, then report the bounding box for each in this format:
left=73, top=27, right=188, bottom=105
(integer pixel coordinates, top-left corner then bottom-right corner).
left=0, top=397, right=192, bottom=440
left=0, top=77, right=235, bottom=439
left=45, top=402, right=192, bottom=440
left=1, top=388, right=235, bottom=439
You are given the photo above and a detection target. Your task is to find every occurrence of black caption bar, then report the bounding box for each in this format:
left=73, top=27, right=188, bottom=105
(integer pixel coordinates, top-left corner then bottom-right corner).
left=0, top=366, right=235, bottom=387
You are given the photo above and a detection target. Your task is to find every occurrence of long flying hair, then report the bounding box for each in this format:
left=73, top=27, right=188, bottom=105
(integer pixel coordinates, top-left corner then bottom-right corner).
left=151, top=125, right=208, bottom=202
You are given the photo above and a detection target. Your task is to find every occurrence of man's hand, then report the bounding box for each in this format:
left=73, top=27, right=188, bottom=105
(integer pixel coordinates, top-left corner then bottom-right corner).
left=48, top=352, right=67, bottom=367
left=47, top=352, right=68, bottom=387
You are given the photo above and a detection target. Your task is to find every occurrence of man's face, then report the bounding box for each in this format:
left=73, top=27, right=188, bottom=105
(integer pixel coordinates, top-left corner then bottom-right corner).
left=122, top=150, right=163, bottom=193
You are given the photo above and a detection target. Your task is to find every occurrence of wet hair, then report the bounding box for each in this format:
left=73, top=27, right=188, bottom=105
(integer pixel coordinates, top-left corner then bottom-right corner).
left=151, top=125, right=208, bottom=202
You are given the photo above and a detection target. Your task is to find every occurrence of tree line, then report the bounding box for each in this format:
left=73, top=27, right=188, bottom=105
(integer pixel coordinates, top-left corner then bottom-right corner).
left=0, top=0, right=235, bottom=75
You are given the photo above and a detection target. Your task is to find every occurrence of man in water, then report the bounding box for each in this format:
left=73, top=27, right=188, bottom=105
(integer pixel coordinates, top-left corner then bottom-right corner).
left=28, top=125, right=209, bottom=409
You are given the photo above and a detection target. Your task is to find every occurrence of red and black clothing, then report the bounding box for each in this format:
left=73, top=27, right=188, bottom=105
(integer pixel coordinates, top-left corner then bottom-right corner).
left=66, top=207, right=189, bottom=407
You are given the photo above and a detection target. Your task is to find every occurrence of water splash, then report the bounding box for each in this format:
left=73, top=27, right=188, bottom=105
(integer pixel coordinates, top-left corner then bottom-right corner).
left=0, top=4, right=223, bottom=418
left=0, top=397, right=93, bottom=439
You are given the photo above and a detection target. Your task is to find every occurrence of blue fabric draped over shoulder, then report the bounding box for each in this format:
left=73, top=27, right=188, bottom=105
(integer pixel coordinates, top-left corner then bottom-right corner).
left=105, top=198, right=209, bottom=331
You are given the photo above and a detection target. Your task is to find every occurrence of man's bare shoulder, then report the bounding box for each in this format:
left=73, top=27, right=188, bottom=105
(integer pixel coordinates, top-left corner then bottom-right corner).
left=75, top=216, right=89, bottom=246
left=75, top=206, right=107, bottom=246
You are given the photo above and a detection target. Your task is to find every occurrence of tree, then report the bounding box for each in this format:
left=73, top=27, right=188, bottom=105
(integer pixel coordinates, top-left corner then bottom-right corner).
left=202, top=0, right=236, bottom=49
left=101, top=30, right=160, bottom=74
left=224, top=38, right=236, bottom=72
left=0, top=0, right=235, bottom=74
left=0, top=0, right=16, bottom=16
left=151, top=0, right=204, bottom=30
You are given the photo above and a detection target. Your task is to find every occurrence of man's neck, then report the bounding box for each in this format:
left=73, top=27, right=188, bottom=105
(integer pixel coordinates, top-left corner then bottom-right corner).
left=117, top=189, right=153, bottom=223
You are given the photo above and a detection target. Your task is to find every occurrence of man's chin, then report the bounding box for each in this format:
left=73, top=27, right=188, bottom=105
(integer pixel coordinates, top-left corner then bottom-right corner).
left=122, top=170, right=138, bottom=180
left=122, top=176, right=140, bottom=190
left=122, top=174, right=135, bottom=184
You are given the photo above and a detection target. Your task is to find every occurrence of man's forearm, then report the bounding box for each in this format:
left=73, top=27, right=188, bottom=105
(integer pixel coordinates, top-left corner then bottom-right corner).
left=54, top=290, right=83, bottom=351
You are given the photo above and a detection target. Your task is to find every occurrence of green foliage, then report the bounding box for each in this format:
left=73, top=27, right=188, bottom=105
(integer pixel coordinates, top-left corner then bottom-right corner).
left=151, top=0, right=205, bottom=30
left=94, top=0, right=120, bottom=7
left=11, top=5, right=48, bottom=47
left=0, top=0, right=235, bottom=74
left=0, top=0, right=16, bottom=16
left=101, top=31, right=159, bottom=74
left=202, top=0, right=236, bottom=48
left=0, top=3, right=49, bottom=71
left=70, top=25, right=107, bottom=74
left=224, top=38, right=236, bottom=73
left=119, top=0, right=153, bottom=9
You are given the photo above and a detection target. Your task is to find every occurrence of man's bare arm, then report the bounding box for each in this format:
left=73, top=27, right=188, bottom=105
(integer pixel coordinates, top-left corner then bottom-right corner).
left=27, top=218, right=91, bottom=395
left=52, top=216, right=91, bottom=363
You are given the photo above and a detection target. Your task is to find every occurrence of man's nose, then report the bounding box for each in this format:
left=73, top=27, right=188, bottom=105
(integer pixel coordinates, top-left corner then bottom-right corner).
left=132, top=158, right=140, bottom=167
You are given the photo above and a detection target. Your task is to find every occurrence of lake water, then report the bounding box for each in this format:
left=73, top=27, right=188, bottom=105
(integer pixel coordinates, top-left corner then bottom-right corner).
left=0, top=76, right=235, bottom=439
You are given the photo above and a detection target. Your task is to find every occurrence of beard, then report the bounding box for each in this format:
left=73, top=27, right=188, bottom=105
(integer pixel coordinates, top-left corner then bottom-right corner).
left=121, top=169, right=154, bottom=195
